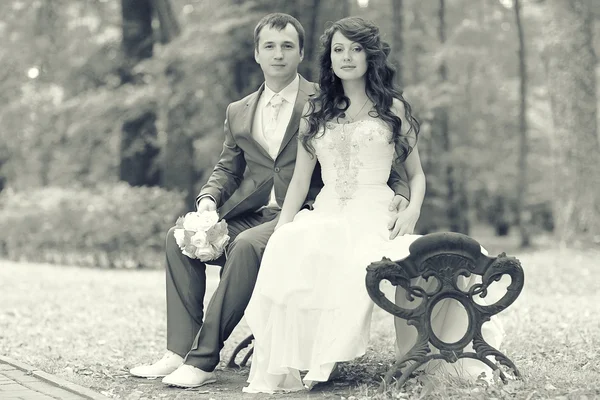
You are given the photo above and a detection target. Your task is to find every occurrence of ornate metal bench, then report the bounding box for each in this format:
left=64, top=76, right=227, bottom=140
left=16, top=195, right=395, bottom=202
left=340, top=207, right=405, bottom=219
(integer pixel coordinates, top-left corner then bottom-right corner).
left=365, top=232, right=524, bottom=389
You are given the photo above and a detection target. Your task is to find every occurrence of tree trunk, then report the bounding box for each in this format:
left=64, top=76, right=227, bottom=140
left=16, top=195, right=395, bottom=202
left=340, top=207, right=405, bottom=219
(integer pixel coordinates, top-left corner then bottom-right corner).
left=543, top=0, right=600, bottom=245
left=300, top=0, right=321, bottom=82
left=151, top=0, right=181, bottom=44
left=392, top=0, right=404, bottom=87
left=34, top=0, right=59, bottom=80
left=437, top=0, right=462, bottom=233
left=119, top=0, right=158, bottom=186
left=409, top=7, right=425, bottom=84
left=457, top=168, right=470, bottom=234
left=120, top=111, right=160, bottom=186
left=35, top=0, right=60, bottom=186
left=514, top=0, right=531, bottom=247
left=162, top=60, right=197, bottom=208
left=121, top=0, right=153, bottom=79
left=342, top=0, right=350, bottom=17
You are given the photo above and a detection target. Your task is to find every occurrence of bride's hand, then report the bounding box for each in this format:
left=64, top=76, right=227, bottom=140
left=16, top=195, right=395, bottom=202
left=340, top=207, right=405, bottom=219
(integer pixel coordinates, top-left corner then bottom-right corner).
left=388, top=194, right=410, bottom=212
left=387, top=207, right=420, bottom=239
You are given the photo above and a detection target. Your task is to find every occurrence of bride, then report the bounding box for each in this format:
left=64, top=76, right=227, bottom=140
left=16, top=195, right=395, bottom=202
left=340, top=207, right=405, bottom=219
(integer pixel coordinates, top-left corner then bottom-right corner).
left=243, top=16, right=501, bottom=393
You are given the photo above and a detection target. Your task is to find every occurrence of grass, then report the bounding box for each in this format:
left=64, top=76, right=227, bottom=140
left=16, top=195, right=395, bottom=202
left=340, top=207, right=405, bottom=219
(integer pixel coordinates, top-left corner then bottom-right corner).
left=1, top=227, right=600, bottom=399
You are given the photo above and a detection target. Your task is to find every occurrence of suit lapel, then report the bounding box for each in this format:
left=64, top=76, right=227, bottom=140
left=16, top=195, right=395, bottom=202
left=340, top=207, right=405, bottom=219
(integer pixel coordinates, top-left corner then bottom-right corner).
left=239, top=83, right=272, bottom=160
left=276, top=76, right=316, bottom=158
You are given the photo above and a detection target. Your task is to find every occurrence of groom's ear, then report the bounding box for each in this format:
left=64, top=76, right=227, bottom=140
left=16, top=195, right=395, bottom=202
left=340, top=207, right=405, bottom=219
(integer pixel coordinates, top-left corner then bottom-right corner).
left=299, top=48, right=304, bottom=62
left=255, top=48, right=260, bottom=64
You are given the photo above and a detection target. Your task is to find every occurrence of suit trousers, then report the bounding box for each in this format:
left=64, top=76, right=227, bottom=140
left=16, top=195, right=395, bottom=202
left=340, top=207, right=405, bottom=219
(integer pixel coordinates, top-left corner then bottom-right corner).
left=164, top=208, right=279, bottom=371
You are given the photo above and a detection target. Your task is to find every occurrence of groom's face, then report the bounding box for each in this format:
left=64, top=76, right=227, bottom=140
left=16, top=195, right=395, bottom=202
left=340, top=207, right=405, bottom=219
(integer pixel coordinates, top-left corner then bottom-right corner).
left=255, top=24, right=304, bottom=80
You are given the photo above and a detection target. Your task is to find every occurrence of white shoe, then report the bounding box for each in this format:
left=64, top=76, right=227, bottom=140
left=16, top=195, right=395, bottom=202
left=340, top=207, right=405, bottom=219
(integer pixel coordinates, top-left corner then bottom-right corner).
left=129, top=351, right=183, bottom=378
left=162, top=364, right=216, bottom=388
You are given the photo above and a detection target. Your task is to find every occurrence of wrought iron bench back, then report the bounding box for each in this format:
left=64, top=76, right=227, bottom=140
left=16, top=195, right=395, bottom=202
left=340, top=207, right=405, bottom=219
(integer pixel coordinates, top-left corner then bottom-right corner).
left=365, top=232, right=524, bottom=388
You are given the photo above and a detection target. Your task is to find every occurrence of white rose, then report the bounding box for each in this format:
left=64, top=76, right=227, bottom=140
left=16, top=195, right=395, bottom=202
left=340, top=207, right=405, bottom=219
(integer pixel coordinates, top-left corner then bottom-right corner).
left=190, top=231, right=208, bottom=248
left=186, top=211, right=219, bottom=232
left=173, top=228, right=186, bottom=247
left=181, top=212, right=204, bottom=231
left=201, top=211, right=220, bottom=229
left=195, top=246, right=219, bottom=262
left=211, top=235, right=230, bottom=252
left=182, top=212, right=200, bottom=231
left=181, top=244, right=197, bottom=258
left=182, top=247, right=196, bottom=258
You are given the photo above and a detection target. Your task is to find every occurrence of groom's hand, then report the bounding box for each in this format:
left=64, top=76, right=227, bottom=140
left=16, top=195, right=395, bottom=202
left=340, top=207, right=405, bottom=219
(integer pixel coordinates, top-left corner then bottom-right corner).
left=388, top=194, right=418, bottom=239
left=387, top=208, right=419, bottom=239
left=197, top=197, right=217, bottom=212
left=388, top=195, right=413, bottom=240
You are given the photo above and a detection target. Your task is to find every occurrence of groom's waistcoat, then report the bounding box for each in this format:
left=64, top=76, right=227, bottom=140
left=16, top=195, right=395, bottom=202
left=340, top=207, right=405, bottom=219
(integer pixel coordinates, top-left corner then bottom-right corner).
left=198, top=76, right=322, bottom=221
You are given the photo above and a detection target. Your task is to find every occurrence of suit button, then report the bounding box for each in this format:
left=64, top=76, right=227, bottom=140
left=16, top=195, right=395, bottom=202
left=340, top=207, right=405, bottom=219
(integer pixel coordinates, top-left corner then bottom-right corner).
left=274, top=167, right=280, bottom=173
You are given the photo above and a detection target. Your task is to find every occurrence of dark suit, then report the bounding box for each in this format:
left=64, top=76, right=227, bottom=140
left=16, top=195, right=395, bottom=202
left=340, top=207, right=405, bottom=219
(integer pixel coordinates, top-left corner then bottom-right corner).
left=164, top=76, right=409, bottom=372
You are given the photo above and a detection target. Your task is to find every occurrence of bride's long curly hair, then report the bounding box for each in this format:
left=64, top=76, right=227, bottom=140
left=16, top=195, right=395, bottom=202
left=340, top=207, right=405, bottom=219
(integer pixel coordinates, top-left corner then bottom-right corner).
left=301, top=17, right=420, bottom=164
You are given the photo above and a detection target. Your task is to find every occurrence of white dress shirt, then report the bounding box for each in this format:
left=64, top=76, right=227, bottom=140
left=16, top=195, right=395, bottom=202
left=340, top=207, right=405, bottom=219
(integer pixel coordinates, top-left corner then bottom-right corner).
left=252, top=74, right=300, bottom=208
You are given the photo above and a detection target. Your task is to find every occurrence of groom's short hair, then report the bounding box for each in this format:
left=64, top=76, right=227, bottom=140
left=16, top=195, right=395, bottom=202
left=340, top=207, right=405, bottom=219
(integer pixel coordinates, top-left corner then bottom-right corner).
left=254, top=13, right=305, bottom=52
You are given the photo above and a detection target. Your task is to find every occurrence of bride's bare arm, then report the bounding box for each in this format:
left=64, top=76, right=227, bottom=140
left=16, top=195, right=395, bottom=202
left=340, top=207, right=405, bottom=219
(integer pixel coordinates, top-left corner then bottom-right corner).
left=276, top=116, right=317, bottom=230
left=387, top=99, right=426, bottom=238
left=402, top=145, right=425, bottom=213
left=393, top=99, right=425, bottom=211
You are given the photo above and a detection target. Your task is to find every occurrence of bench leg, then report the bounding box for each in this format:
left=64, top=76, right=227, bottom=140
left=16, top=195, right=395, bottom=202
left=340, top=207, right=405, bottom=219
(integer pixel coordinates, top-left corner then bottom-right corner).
left=380, top=337, right=432, bottom=392
left=240, top=347, right=254, bottom=367
left=381, top=357, right=429, bottom=391
left=471, top=336, right=522, bottom=381
left=226, top=334, right=254, bottom=369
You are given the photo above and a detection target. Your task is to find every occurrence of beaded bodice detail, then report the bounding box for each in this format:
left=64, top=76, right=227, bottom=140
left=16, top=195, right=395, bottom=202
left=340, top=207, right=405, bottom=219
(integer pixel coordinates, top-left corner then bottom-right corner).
left=313, top=119, right=395, bottom=206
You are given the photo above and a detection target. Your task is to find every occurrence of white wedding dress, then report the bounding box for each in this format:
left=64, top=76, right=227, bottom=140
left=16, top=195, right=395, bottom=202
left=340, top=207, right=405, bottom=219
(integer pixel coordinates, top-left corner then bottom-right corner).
left=243, top=120, right=504, bottom=393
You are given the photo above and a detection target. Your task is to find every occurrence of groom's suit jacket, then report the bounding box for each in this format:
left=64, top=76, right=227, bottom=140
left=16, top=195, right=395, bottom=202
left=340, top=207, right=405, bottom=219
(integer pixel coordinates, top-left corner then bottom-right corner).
left=197, top=75, right=410, bottom=221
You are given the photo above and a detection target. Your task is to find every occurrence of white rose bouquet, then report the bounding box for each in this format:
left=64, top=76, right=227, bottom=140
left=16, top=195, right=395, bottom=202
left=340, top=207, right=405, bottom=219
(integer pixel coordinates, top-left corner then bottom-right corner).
left=173, top=210, right=230, bottom=261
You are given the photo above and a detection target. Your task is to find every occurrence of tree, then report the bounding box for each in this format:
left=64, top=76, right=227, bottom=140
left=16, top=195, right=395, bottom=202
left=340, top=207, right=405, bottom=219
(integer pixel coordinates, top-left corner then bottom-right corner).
left=342, top=0, right=350, bottom=17
left=300, top=0, right=322, bottom=82
left=542, top=0, right=600, bottom=245
left=34, top=0, right=62, bottom=186
left=514, top=0, right=530, bottom=247
left=152, top=0, right=180, bottom=43
left=391, top=0, right=404, bottom=87
left=119, top=0, right=159, bottom=187
left=161, top=60, right=197, bottom=207
left=436, top=0, right=467, bottom=234
left=437, top=0, right=453, bottom=231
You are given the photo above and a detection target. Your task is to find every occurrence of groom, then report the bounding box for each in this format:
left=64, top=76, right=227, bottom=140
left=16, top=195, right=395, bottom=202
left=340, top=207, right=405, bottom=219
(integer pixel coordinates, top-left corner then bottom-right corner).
left=130, top=13, right=411, bottom=387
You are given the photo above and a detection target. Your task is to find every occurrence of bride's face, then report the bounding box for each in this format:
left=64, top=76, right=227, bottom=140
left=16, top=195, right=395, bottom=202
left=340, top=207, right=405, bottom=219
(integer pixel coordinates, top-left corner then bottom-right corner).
left=330, top=31, right=368, bottom=82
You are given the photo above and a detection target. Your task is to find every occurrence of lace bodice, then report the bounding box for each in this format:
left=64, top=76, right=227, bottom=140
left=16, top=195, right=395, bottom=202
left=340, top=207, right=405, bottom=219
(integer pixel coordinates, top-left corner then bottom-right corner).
left=312, top=119, right=395, bottom=205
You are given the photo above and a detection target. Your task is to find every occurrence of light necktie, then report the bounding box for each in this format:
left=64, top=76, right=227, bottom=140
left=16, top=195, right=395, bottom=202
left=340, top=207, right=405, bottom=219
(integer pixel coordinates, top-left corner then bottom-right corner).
left=263, top=93, right=284, bottom=148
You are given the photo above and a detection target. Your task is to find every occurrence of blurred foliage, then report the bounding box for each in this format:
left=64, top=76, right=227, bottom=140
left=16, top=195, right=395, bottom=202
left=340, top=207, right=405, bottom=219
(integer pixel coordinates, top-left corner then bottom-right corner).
left=0, top=0, right=594, bottom=266
left=0, top=183, right=186, bottom=268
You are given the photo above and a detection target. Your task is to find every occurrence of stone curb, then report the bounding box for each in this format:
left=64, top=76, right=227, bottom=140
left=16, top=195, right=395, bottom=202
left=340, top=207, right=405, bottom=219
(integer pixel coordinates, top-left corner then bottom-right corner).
left=0, top=355, right=110, bottom=400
